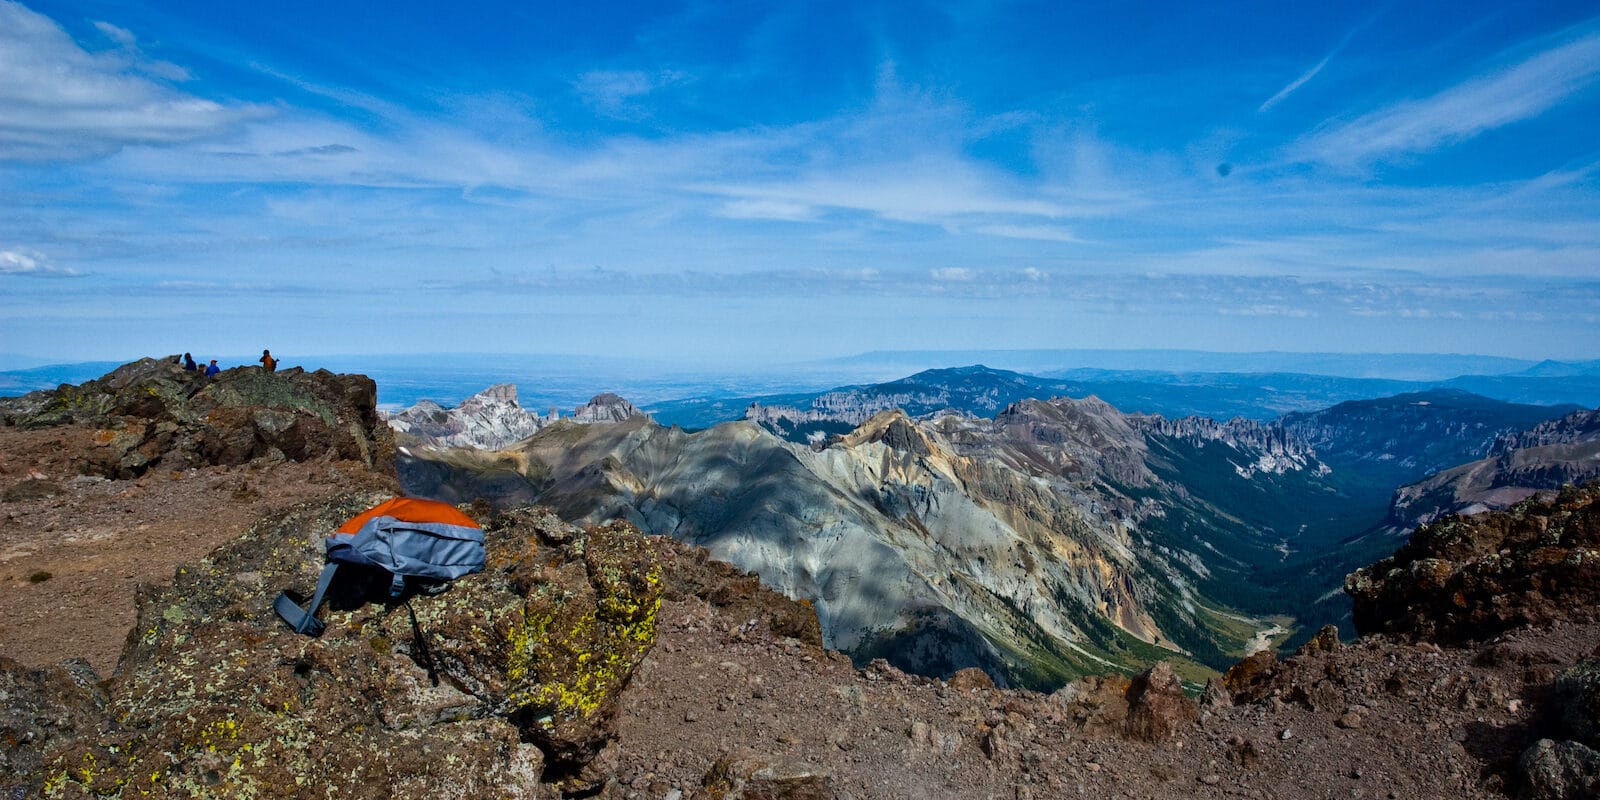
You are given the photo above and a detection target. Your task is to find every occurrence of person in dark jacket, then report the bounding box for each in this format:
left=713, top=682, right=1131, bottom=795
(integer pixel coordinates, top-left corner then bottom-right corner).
left=182, top=353, right=197, bottom=371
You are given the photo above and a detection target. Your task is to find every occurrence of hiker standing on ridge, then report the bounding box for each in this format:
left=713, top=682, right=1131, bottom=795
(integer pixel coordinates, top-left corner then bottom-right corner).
left=259, top=349, right=277, bottom=372
left=205, top=359, right=220, bottom=377
left=182, top=353, right=197, bottom=371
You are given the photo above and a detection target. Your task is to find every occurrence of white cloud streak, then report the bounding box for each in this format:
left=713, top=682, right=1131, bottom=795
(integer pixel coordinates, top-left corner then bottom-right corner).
left=0, top=1, right=266, bottom=160
left=0, top=249, right=81, bottom=277
left=573, top=69, right=688, bottom=119
left=1293, top=29, right=1600, bottom=167
left=1259, top=55, right=1332, bottom=113
left=1259, top=13, right=1377, bottom=113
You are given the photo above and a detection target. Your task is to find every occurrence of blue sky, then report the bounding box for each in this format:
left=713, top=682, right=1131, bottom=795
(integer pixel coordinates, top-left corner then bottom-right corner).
left=2, top=0, right=1598, bottom=366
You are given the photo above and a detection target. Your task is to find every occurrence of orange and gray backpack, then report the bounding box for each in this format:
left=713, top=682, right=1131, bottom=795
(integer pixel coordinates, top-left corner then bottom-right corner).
left=274, top=497, right=486, bottom=636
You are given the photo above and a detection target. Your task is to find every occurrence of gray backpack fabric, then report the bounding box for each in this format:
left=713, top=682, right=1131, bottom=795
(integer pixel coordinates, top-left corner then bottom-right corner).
left=274, top=498, right=486, bottom=636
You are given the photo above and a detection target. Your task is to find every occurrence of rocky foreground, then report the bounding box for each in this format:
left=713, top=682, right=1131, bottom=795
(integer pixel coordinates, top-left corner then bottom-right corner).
left=2, top=360, right=1599, bottom=799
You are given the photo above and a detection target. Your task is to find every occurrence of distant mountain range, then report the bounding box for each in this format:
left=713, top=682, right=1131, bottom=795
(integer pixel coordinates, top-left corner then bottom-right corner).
left=8, top=349, right=1600, bottom=412
left=648, top=364, right=1597, bottom=432
left=1281, top=389, right=1584, bottom=491
left=809, top=349, right=1557, bottom=381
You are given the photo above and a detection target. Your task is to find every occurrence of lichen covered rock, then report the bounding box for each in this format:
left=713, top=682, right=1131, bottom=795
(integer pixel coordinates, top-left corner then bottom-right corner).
left=10, top=494, right=667, bottom=798
left=1553, top=659, right=1600, bottom=750
left=1519, top=738, right=1600, bottom=800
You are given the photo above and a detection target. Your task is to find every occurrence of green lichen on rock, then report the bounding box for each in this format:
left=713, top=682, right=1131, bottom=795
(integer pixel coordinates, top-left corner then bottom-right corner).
left=10, top=493, right=669, bottom=799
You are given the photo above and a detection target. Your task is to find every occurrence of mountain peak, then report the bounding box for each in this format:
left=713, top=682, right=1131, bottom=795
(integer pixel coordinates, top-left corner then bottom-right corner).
left=467, top=383, right=520, bottom=403
left=573, top=393, right=646, bottom=424
left=832, top=408, right=933, bottom=455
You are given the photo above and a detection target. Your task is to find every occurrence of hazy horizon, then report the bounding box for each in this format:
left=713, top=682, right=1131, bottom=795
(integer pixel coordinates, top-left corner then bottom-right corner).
left=3, top=2, right=1598, bottom=362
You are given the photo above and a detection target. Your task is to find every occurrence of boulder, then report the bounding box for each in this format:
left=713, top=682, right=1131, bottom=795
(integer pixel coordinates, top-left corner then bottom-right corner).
left=1047, top=674, right=1131, bottom=737
left=1553, top=660, right=1600, bottom=749
left=1224, top=650, right=1281, bottom=705
left=1123, top=662, right=1198, bottom=741
left=1294, top=624, right=1341, bottom=657
left=947, top=667, right=996, bottom=691
left=1519, top=739, right=1600, bottom=800
left=694, top=753, right=835, bottom=800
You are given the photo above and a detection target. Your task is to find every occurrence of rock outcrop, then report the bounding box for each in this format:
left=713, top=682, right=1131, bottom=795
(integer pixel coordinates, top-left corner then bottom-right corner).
left=0, top=356, right=394, bottom=478
left=1347, top=483, right=1600, bottom=645
left=0, top=492, right=821, bottom=798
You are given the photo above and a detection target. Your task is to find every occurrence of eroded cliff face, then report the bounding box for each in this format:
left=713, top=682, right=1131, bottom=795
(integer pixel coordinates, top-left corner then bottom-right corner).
left=1132, top=413, right=1322, bottom=478
left=401, top=393, right=1344, bottom=688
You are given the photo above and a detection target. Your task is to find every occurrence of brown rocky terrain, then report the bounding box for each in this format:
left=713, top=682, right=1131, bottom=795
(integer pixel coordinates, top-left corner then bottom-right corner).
left=3, top=360, right=1599, bottom=798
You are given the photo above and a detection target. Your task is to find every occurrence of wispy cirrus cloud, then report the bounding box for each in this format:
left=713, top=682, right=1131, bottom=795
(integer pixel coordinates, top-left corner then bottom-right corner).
left=397, top=263, right=1600, bottom=325
left=574, top=69, right=689, bottom=120
left=1258, top=11, right=1380, bottom=113
left=90, top=19, right=190, bottom=81
left=971, top=224, right=1080, bottom=243
left=0, top=0, right=267, bottom=161
left=1291, top=27, right=1600, bottom=167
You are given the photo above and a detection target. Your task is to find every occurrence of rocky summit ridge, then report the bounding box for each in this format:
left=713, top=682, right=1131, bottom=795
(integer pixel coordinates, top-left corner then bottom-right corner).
left=0, top=355, right=393, bottom=478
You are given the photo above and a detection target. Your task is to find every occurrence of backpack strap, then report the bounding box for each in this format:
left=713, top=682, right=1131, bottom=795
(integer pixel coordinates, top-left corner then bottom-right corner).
left=273, top=562, right=340, bottom=636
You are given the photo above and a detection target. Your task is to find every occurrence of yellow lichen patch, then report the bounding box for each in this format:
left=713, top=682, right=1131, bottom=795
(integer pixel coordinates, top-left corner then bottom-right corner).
left=501, top=532, right=664, bottom=730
